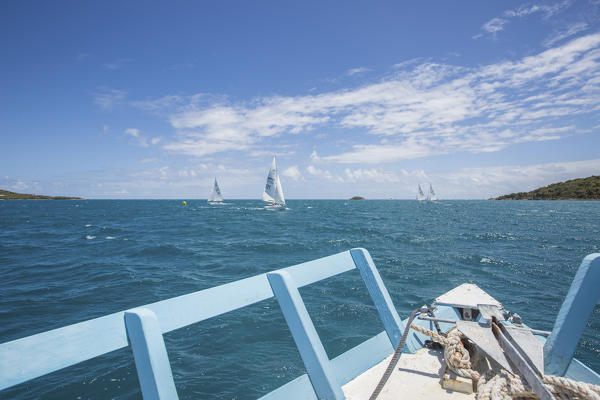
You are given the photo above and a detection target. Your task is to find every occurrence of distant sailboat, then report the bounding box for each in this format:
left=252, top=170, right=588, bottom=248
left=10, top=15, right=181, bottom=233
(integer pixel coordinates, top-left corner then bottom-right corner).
left=427, top=183, right=437, bottom=201
left=262, top=156, right=286, bottom=208
left=208, top=178, right=224, bottom=205
left=417, top=184, right=426, bottom=201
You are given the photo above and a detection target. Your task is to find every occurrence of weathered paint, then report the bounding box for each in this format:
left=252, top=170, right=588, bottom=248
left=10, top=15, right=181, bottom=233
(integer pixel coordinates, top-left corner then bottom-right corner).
left=124, top=309, right=179, bottom=400
left=545, top=253, right=600, bottom=376
left=350, top=248, right=420, bottom=352
left=267, top=271, right=345, bottom=400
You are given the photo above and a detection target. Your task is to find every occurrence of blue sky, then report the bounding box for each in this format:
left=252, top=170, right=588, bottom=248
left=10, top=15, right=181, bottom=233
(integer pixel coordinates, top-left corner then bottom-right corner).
left=1, top=0, right=599, bottom=199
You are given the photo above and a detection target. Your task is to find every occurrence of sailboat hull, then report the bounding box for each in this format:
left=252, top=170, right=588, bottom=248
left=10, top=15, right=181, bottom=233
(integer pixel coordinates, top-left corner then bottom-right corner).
left=264, top=203, right=286, bottom=210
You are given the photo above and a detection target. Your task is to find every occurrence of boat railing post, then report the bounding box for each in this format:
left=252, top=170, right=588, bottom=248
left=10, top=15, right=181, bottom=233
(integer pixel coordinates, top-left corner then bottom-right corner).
left=267, top=271, right=345, bottom=400
left=544, top=253, right=600, bottom=376
left=125, top=308, right=179, bottom=400
left=350, top=248, right=420, bottom=353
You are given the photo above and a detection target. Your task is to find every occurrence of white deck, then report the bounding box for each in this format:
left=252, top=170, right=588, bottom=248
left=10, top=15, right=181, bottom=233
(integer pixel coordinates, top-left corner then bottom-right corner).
left=434, top=283, right=502, bottom=309
left=342, top=348, right=475, bottom=400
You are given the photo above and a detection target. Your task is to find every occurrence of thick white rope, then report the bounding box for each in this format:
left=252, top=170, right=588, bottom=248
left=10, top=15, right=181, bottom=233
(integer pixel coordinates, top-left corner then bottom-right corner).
left=408, top=324, right=600, bottom=400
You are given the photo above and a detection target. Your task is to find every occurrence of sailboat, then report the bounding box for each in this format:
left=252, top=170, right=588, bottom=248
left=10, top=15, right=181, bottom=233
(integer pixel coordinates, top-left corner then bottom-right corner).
left=427, top=183, right=437, bottom=201
left=417, top=184, right=426, bottom=201
left=208, top=178, right=225, bottom=205
left=262, top=156, right=286, bottom=209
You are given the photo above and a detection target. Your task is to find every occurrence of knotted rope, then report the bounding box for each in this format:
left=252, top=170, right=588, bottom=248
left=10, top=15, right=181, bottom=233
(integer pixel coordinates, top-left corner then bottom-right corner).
left=408, top=323, right=600, bottom=400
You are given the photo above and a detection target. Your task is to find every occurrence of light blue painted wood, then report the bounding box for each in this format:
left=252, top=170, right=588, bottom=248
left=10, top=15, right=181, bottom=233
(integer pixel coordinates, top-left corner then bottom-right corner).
left=257, top=375, right=318, bottom=400
left=5, top=249, right=596, bottom=399
left=350, top=248, right=421, bottom=353
left=0, top=311, right=128, bottom=391
left=566, top=358, right=600, bottom=386
left=267, top=271, right=345, bottom=400
left=409, top=305, right=461, bottom=347
left=124, top=309, right=179, bottom=400
left=545, top=253, right=600, bottom=376
left=0, top=250, right=355, bottom=391
left=259, top=331, right=395, bottom=400
left=331, top=331, right=393, bottom=385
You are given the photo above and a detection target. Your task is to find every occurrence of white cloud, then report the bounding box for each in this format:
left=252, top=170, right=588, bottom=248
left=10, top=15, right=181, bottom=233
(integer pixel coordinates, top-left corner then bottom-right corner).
left=306, top=165, right=343, bottom=182
left=124, top=129, right=160, bottom=148
left=310, top=150, right=321, bottom=162
left=544, top=22, right=589, bottom=47
left=478, top=1, right=574, bottom=38
left=436, top=158, right=600, bottom=198
left=132, top=95, right=185, bottom=114
left=282, top=165, right=302, bottom=181
left=124, top=128, right=148, bottom=147
left=139, top=158, right=159, bottom=164
left=344, top=168, right=399, bottom=183
left=124, top=128, right=140, bottom=137
left=347, top=67, right=371, bottom=76
left=104, top=58, right=133, bottom=70
left=482, top=18, right=507, bottom=34
left=140, top=34, right=600, bottom=163
left=93, top=88, right=127, bottom=110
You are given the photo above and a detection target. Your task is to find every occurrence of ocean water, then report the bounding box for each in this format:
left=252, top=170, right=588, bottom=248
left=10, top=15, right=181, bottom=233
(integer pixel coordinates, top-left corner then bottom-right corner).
left=1, top=199, right=599, bottom=399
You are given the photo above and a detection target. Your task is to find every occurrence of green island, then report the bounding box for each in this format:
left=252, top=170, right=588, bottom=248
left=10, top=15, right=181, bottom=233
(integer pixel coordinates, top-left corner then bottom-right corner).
left=0, top=189, right=83, bottom=200
left=491, top=176, right=600, bottom=200
left=349, top=196, right=365, bottom=200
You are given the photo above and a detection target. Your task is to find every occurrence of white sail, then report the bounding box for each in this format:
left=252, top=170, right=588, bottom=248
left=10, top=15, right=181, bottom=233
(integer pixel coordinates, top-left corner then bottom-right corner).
left=208, top=178, right=223, bottom=203
left=262, top=157, right=285, bottom=205
left=417, top=184, right=426, bottom=201
left=428, top=184, right=437, bottom=201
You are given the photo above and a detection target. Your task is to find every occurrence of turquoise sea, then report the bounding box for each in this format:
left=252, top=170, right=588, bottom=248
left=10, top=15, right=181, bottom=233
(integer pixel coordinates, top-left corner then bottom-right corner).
left=1, top=199, right=599, bottom=399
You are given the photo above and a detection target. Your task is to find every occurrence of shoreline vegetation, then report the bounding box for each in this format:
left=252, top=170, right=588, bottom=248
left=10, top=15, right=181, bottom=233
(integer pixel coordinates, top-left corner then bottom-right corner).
left=0, top=190, right=83, bottom=200
left=349, top=196, right=365, bottom=200
left=491, top=176, right=600, bottom=200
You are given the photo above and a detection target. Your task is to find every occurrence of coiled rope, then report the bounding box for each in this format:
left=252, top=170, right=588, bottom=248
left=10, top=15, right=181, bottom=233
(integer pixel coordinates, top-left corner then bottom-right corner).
left=409, top=323, right=600, bottom=400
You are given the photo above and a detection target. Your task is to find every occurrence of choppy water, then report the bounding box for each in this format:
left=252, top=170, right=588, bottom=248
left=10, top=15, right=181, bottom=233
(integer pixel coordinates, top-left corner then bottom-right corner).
left=1, top=199, right=599, bottom=399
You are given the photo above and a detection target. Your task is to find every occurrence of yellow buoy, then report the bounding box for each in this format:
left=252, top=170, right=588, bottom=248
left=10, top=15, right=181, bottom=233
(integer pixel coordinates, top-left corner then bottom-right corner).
left=182, top=201, right=187, bottom=206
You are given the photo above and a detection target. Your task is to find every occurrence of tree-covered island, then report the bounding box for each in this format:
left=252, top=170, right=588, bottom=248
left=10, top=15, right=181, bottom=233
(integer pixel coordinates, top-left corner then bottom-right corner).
left=0, top=190, right=83, bottom=200
left=491, top=176, right=600, bottom=200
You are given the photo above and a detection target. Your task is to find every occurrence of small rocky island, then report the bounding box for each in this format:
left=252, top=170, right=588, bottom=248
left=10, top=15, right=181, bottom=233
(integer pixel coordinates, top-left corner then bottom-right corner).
left=0, top=189, right=82, bottom=200
left=349, top=196, right=365, bottom=200
left=491, top=176, right=600, bottom=200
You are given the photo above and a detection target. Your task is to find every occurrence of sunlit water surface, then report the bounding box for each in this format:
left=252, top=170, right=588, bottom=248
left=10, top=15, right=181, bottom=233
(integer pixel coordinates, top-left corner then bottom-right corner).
left=1, top=199, right=599, bottom=399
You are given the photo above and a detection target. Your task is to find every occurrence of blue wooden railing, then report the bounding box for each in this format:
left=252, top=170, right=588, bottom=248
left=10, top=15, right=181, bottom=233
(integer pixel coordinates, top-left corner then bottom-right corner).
left=0, top=248, right=422, bottom=399
left=1, top=249, right=599, bottom=399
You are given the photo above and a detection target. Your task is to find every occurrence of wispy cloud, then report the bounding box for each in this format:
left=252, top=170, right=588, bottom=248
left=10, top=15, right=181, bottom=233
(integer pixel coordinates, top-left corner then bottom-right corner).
left=93, top=87, right=127, bottom=110
left=137, top=33, right=599, bottom=164
left=477, top=1, right=574, bottom=39
left=104, top=58, right=133, bottom=70
left=344, top=168, right=399, bottom=183
left=124, top=128, right=161, bottom=148
left=435, top=158, right=600, bottom=198
left=77, top=53, right=91, bottom=61
left=282, top=165, right=302, bottom=181
left=544, top=22, right=589, bottom=47
left=124, top=128, right=140, bottom=138
left=306, top=165, right=343, bottom=182
left=482, top=18, right=508, bottom=35
left=347, top=67, right=371, bottom=76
